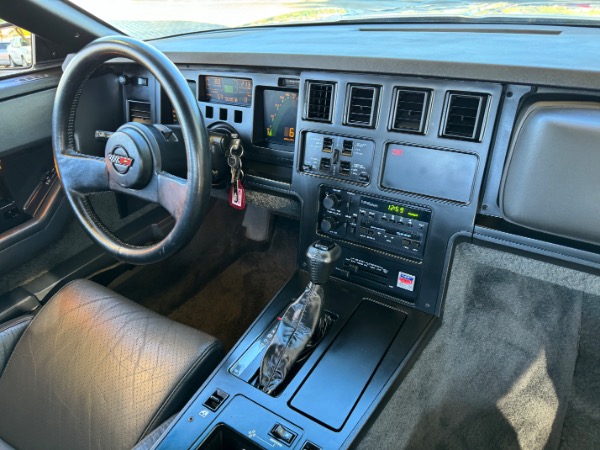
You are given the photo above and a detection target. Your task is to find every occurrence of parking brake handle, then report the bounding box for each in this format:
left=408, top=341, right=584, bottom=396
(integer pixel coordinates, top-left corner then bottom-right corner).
left=258, top=240, right=341, bottom=395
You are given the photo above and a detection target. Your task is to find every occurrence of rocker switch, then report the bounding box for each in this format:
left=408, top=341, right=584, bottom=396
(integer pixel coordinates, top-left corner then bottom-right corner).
left=270, top=423, right=296, bottom=445
left=203, top=389, right=229, bottom=412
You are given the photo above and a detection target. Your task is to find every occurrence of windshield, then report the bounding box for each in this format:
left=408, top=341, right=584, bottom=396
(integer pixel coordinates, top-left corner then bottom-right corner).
left=69, top=0, right=600, bottom=40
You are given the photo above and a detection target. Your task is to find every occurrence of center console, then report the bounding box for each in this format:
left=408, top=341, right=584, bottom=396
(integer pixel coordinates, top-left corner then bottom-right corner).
left=154, top=271, right=434, bottom=450
left=151, top=67, right=507, bottom=449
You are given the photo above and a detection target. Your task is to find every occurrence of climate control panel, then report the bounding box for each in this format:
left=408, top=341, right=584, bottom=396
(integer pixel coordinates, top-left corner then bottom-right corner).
left=301, top=132, right=374, bottom=184
left=317, top=186, right=431, bottom=260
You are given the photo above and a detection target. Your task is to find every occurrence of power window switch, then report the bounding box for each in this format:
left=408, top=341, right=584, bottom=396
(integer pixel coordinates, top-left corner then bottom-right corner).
left=271, top=423, right=296, bottom=445
left=202, top=388, right=229, bottom=412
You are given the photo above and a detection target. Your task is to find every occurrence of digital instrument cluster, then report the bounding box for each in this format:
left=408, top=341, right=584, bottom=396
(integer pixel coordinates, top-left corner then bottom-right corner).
left=262, top=89, right=298, bottom=147
left=199, top=76, right=253, bottom=107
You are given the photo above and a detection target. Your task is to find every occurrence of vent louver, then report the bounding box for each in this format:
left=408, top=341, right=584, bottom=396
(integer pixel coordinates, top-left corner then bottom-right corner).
left=345, top=84, right=379, bottom=128
left=441, top=92, right=488, bottom=141
left=305, top=81, right=335, bottom=122
left=391, top=88, right=430, bottom=134
left=128, top=100, right=152, bottom=124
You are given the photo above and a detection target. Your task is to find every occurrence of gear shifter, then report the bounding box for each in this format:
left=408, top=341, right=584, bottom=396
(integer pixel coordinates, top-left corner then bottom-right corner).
left=258, top=240, right=341, bottom=395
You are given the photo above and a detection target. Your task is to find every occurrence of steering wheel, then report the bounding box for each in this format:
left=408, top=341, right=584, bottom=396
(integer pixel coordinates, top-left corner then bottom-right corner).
left=53, top=36, right=211, bottom=265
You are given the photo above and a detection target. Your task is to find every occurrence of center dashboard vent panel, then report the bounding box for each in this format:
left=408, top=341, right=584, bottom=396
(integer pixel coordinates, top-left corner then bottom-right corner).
left=345, top=84, right=379, bottom=128
left=390, top=88, right=431, bottom=134
left=128, top=100, right=152, bottom=124
left=305, top=81, right=335, bottom=122
left=441, top=92, right=488, bottom=141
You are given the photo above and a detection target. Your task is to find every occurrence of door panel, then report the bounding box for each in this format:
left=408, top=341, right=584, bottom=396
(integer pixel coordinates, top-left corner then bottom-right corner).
left=0, top=68, right=67, bottom=278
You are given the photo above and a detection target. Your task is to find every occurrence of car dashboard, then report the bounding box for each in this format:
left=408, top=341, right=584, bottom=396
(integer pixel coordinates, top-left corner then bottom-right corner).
left=97, top=22, right=600, bottom=449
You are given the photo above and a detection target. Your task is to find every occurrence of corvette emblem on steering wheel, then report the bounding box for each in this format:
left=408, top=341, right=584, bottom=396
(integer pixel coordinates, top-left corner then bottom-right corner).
left=107, top=145, right=134, bottom=174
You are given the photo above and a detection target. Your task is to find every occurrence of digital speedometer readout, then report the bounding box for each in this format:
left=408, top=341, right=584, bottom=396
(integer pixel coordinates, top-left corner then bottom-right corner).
left=263, top=89, right=298, bottom=147
left=200, top=76, right=253, bottom=106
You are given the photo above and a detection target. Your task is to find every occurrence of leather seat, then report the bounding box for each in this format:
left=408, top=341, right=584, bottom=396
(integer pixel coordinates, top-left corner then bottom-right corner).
left=0, top=279, right=223, bottom=450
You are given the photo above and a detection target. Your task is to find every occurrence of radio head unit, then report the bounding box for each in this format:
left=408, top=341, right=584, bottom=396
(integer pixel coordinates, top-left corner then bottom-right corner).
left=317, top=186, right=431, bottom=261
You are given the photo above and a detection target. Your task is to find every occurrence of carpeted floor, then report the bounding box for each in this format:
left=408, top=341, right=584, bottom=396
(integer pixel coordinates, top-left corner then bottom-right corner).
left=559, top=297, right=600, bottom=449
left=359, top=242, right=600, bottom=450
left=111, top=200, right=299, bottom=350
left=168, top=218, right=298, bottom=350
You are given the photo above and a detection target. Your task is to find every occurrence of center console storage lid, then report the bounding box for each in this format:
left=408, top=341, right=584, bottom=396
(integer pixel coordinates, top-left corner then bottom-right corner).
left=290, top=299, right=406, bottom=430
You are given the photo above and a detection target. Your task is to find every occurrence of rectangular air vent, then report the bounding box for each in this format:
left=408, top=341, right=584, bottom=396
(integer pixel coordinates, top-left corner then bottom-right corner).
left=441, top=92, right=488, bottom=141
left=345, top=84, right=379, bottom=128
left=391, top=88, right=430, bottom=134
left=128, top=100, right=152, bottom=124
left=305, top=81, right=335, bottom=122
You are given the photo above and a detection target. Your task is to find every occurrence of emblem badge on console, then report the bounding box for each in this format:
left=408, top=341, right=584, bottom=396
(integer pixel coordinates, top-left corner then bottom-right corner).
left=107, top=146, right=134, bottom=174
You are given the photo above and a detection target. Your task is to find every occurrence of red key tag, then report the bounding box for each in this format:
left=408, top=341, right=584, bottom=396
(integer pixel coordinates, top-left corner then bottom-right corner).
left=229, top=179, right=246, bottom=210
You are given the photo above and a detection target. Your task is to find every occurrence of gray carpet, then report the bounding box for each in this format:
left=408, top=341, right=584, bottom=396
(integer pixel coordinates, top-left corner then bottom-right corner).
left=559, top=297, right=600, bottom=449
left=359, top=242, right=600, bottom=450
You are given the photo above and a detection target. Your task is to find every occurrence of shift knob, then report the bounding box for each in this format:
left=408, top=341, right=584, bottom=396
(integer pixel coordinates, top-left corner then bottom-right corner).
left=306, top=240, right=342, bottom=285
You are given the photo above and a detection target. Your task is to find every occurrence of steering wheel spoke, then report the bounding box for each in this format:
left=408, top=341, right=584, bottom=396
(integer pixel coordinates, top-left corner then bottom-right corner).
left=156, top=172, right=188, bottom=220
left=56, top=151, right=109, bottom=194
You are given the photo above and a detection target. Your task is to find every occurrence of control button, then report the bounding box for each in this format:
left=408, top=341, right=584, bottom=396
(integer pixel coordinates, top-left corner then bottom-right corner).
left=319, top=157, right=331, bottom=173
left=302, top=442, right=322, bottom=450
left=202, top=389, right=229, bottom=412
left=323, top=193, right=341, bottom=210
left=402, top=239, right=410, bottom=246
left=322, top=137, right=333, bottom=153
left=359, top=209, right=366, bottom=216
left=342, top=140, right=354, bottom=156
left=358, top=172, right=370, bottom=182
left=271, top=424, right=296, bottom=445
left=320, top=216, right=339, bottom=232
left=313, top=240, right=336, bottom=251
left=368, top=212, right=375, bottom=218
left=418, top=223, right=425, bottom=230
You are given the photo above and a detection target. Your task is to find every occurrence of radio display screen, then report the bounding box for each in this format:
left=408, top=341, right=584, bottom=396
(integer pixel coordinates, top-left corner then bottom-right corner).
left=262, top=89, right=298, bottom=147
left=359, top=197, right=431, bottom=222
left=199, top=76, right=253, bottom=107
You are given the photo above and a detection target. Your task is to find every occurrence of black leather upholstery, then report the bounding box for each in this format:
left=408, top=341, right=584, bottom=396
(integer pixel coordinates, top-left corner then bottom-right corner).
left=0, top=315, right=32, bottom=374
left=0, top=280, right=223, bottom=450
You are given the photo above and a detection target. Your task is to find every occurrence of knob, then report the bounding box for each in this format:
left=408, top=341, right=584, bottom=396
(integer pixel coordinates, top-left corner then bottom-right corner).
left=320, top=216, right=339, bottom=233
left=323, top=193, right=341, bottom=210
left=306, top=240, right=342, bottom=285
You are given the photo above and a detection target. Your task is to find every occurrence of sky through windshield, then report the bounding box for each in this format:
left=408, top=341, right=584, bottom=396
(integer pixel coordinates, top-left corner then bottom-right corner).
left=70, top=0, right=600, bottom=39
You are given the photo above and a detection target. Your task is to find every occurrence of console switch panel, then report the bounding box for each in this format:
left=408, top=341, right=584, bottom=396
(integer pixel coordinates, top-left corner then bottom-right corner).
left=302, top=132, right=374, bottom=184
